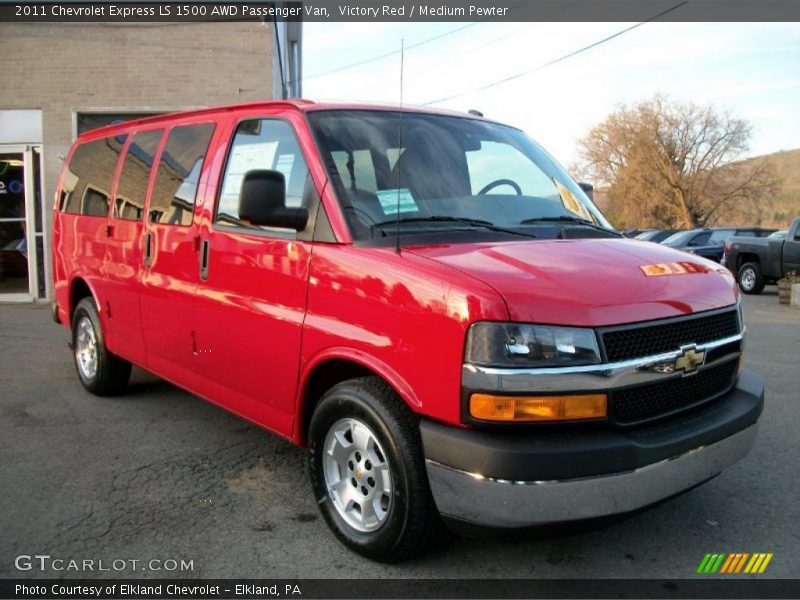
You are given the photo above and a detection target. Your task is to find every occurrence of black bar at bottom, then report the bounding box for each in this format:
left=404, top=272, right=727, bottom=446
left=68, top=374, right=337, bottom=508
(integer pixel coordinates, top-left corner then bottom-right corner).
left=2, top=579, right=800, bottom=599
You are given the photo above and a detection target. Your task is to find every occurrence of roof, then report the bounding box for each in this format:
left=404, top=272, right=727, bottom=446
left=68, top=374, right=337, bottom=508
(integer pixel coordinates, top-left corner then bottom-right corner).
left=77, top=99, right=490, bottom=140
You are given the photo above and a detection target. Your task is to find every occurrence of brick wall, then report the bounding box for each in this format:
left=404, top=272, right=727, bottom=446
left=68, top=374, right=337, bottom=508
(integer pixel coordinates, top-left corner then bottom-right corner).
left=0, top=22, right=274, bottom=297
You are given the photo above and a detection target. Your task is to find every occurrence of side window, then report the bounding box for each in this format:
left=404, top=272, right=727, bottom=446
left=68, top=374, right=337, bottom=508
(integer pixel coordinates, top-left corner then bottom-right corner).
left=114, top=130, right=163, bottom=222
left=61, top=136, right=127, bottom=216
left=149, top=124, right=215, bottom=226
left=708, top=229, right=734, bottom=245
left=217, top=119, right=309, bottom=229
left=689, top=232, right=711, bottom=246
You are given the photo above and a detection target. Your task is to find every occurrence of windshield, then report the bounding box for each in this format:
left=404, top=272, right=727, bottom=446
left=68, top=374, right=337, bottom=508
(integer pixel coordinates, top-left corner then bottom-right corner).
left=662, top=230, right=696, bottom=247
left=307, top=110, right=613, bottom=242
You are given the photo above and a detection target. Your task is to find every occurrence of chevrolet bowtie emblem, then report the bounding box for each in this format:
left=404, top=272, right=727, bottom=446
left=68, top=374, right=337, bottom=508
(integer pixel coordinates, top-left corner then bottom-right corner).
left=675, top=345, right=706, bottom=375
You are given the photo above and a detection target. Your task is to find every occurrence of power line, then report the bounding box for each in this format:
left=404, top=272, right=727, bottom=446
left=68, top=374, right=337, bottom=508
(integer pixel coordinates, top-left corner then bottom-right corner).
left=305, top=2, right=582, bottom=98
left=422, top=0, right=689, bottom=106
left=301, top=21, right=481, bottom=82
left=300, top=0, right=534, bottom=84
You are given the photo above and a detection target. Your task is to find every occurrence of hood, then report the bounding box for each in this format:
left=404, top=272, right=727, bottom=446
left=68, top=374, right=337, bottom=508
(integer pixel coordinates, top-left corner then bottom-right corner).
left=408, top=238, right=737, bottom=327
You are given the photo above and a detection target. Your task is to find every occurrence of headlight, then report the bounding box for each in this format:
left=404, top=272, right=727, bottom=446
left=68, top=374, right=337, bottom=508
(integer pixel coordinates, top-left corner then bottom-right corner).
left=465, top=322, right=601, bottom=368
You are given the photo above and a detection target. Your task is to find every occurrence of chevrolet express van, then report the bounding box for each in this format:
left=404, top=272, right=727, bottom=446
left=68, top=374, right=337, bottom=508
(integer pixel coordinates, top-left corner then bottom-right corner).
left=53, top=101, right=763, bottom=561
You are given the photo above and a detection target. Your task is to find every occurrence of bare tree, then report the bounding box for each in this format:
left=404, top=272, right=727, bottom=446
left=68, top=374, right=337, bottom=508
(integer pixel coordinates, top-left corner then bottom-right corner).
left=577, top=95, right=780, bottom=229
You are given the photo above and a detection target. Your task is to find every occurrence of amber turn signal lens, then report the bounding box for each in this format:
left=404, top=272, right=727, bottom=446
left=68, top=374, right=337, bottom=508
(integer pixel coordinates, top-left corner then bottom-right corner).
left=470, top=393, right=607, bottom=422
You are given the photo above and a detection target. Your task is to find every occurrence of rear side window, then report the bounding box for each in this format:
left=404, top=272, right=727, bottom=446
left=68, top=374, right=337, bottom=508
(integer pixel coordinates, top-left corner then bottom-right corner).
left=114, top=130, right=164, bottom=221
left=60, top=136, right=127, bottom=216
left=149, top=124, right=215, bottom=226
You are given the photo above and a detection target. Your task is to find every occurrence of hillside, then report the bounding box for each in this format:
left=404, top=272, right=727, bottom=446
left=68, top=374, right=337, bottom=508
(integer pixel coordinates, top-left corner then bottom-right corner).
left=590, top=148, right=800, bottom=229
left=731, top=148, right=800, bottom=228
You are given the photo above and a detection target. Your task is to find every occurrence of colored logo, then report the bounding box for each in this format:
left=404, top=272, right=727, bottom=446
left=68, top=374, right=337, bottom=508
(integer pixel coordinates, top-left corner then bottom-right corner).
left=697, top=553, right=773, bottom=574
left=675, top=345, right=706, bottom=375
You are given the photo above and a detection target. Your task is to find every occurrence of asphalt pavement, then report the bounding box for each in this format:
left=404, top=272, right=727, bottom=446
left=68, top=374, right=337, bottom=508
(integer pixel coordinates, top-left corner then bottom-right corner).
left=1, top=291, right=798, bottom=579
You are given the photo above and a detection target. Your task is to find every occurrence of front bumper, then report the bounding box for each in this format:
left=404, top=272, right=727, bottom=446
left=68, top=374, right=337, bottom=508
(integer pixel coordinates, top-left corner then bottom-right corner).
left=422, top=368, right=763, bottom=529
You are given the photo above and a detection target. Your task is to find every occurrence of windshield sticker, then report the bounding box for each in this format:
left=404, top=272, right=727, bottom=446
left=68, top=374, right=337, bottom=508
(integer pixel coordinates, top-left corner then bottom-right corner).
left=555, top=180, right=594, bottom=221
left=376, top=188, right=419, bottom=215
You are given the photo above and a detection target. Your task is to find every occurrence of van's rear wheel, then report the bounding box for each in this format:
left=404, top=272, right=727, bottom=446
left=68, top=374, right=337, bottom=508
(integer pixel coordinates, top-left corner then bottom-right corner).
left=738, top=262, right=765, bottom=295
left=72, top=297, right=131, bottom=396
left=308, top=377, right=444, bottom=562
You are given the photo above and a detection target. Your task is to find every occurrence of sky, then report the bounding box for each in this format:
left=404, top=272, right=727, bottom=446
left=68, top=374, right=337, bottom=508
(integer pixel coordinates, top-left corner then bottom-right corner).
left=301, top=22, right=800, bottom=168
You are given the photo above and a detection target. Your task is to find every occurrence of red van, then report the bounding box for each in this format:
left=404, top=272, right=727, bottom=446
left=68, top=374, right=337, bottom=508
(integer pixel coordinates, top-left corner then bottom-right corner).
left=52, top=101, right=763, bottom=561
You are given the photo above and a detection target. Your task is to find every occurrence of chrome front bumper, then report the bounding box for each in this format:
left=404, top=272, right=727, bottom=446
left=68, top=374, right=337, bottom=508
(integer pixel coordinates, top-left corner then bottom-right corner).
left=426, top=423, right=758, bottom=528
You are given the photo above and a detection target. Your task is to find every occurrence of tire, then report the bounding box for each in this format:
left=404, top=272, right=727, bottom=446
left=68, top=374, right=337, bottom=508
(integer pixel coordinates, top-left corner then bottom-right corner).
left=308, top=376, right=444, bottom=562
left=72, top=297, right=132, bottom=396
left=738, top=262, right=765, bottom=295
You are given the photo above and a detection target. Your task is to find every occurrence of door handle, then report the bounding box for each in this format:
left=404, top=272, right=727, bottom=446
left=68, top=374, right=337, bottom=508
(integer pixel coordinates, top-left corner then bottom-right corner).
left=144, top=231, right=153, bottom=267
left=200, top=239, right=210, bottom=280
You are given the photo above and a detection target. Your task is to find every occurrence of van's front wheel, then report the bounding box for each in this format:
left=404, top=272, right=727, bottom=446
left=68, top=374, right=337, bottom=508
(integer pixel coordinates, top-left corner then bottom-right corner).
left=72, top=297, right=131, bottom=396
left=308, top=377, right=443, bottom=562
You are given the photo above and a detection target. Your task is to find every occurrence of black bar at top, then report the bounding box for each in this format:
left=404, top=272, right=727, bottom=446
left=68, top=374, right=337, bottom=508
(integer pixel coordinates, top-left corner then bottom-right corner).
left=1, top=0, right=800, bottom=22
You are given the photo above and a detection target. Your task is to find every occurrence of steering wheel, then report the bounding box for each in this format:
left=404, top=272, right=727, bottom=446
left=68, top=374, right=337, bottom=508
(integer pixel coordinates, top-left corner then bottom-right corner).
left=478, top=178, right=523, bottom=195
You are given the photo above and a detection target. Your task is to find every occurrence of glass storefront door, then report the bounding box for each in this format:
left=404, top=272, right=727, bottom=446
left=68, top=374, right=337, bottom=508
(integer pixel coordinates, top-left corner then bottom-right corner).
left=0, top=145, right=45, bottom=301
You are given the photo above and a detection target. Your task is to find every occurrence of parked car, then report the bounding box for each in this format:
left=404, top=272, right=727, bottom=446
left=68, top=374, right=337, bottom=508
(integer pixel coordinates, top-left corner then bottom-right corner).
left=635, top=229, right=680, bottom=243
left=722, top=217, right=800, bottom=294
left=52, top=101, right=763, bottom=561
left=622, top=228, right=650, bottom=238
left=661, top=227, right=776, bottom=262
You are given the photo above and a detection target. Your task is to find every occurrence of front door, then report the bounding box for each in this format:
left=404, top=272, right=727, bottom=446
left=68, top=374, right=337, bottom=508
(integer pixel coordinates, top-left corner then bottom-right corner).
left=192, top=116, right=313, bottom=437
left=784, top=227, right=800, bottom=274
left=0, top=146, right=44, bottom=301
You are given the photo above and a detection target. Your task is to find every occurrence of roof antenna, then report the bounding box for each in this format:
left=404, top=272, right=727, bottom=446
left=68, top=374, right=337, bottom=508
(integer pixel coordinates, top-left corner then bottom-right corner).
left=395, top=38, right=404, bottom=254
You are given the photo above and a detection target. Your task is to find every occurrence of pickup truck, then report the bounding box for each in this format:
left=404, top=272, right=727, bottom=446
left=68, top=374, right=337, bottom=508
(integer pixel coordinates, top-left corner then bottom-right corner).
left=723, top=217, right=800, bottom=294
left=662, top=227, right=775, bottom=263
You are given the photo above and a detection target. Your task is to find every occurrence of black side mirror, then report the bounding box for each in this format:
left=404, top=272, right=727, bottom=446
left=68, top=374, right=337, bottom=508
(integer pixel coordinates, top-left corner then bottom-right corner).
left=578, top=182, right=594, bottom=201
left=239, top=169, right=308, bottom=231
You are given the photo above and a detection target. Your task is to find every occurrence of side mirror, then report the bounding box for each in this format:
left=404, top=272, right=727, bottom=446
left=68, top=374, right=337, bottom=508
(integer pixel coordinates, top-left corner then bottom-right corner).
left=578, top=182, right=594, bottom=201
left=239, top=169, right=308, bottom=231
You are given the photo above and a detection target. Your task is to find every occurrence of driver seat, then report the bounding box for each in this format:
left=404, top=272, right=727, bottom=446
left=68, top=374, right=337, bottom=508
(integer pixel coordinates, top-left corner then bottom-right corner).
left=388, top=129, right=471, bottom=200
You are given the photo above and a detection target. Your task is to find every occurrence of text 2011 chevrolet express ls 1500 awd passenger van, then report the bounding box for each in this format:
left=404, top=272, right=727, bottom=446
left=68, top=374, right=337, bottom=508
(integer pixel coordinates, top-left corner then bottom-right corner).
left=53, top=101, right=763, bottom=561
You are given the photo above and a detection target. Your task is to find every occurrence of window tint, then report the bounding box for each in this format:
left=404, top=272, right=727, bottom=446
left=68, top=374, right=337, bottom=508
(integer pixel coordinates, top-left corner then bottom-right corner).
left=149, top=124, right=215, bottom=226
left=307, top=110, right=609, bottom=240
left=217, top=119, right=309, bottom=229
left=60, top=136, right=127, bottom=216
left=688, top=232, right=711, bottom=246
left=114, top=130, right=163, bottom=222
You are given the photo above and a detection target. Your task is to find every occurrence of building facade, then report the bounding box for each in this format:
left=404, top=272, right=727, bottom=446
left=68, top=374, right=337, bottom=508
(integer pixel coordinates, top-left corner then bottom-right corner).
left=0, top=20, right=301, bottom=301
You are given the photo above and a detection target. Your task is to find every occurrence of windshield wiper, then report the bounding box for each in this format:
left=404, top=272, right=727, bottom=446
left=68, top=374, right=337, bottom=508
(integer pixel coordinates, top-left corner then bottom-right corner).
left=519, top=215, right=621, bottom=236
left=371, top=216, right=537, bottom=239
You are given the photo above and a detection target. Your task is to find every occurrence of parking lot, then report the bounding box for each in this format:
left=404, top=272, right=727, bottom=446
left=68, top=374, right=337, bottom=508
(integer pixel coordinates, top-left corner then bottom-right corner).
left=1, top=292, right=798, bottom=579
